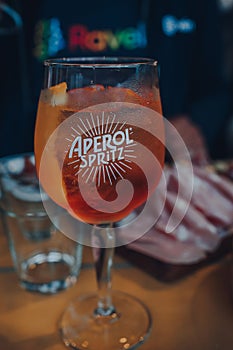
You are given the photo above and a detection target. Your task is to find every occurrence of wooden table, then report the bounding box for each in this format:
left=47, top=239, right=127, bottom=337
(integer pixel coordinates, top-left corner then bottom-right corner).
left=0, top=220, right=233, bottom=350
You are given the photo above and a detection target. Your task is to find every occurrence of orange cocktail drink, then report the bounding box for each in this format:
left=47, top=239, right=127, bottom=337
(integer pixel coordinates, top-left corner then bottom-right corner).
left=35, top=83, right=164, bottom=224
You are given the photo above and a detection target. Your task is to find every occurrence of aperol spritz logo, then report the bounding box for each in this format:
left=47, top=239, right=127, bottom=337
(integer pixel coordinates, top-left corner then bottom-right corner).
left=66, top=112, right=136, bottom=186
left=39, top=101, right=194, bottom=249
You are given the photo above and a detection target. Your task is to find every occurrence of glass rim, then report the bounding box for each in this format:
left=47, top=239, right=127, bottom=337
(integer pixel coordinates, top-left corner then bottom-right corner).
left=0, top=152, right=34, bottom=163
left=44, top=56, right=158, bottom=68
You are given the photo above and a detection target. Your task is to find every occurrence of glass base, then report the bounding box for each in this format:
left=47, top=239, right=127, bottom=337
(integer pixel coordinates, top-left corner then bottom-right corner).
left=60, top=290, right=152, bottom=350
left=19, top=251, right=81, bottom=294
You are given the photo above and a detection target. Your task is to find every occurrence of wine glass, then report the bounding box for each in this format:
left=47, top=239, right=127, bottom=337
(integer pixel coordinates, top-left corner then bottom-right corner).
left=34, top=57, right=164, bottom=349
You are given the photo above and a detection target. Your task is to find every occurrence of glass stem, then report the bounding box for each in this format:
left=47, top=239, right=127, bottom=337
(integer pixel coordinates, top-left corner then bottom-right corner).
left=92, top=223, right=116, bottom=317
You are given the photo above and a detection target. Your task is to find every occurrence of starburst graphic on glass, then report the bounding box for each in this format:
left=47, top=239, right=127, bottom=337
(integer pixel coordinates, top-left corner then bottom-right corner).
left=65, top=111, right=137, bottom=186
